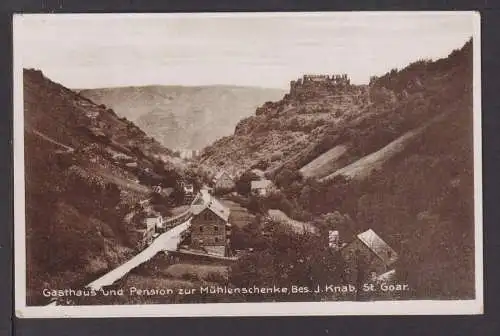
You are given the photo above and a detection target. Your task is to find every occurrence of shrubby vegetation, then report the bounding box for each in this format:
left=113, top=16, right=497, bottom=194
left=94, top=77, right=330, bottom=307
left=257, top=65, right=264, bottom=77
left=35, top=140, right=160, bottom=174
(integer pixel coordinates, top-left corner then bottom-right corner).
left=24, top=68, right=196, bottom=305
left=230, top=221, right=347, bottom=302
left=25, top=136, right=135, bottom=304
left=234, top=170, right=260, bottom=196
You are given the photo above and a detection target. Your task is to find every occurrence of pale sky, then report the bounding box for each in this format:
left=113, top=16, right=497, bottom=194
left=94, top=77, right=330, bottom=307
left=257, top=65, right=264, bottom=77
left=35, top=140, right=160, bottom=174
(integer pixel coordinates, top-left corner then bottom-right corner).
left=14, top=12, right=476, bottom=89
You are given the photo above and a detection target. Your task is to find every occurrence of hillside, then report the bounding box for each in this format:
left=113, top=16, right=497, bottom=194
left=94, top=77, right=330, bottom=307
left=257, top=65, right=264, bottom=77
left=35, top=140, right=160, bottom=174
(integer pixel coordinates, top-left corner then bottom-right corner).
left=23, top=69, right=199, bottom=305
left=79, top=85, right=286, bottom=150
left=199, top=40, right=473, bottom=180
left=200, top=38, right=475, bottom=299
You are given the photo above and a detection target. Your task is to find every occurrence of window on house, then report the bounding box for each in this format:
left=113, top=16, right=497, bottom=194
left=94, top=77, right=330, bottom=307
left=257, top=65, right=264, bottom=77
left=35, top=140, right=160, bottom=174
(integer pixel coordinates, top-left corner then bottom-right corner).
left=215, top=237, right=219, bottom=243
left=214, top=226, right=218, bottom=232
left=200, top=226, right=203, bottom=233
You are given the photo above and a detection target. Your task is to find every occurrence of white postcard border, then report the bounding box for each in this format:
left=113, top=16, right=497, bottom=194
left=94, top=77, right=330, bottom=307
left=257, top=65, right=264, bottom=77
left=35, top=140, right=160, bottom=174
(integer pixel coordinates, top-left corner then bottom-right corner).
left=13, top=11, right=483, bottom=318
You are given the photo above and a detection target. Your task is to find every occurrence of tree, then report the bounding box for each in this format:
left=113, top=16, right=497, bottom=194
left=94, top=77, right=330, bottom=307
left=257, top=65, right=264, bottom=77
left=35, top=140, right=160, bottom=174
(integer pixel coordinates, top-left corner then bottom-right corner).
left=235, top=170, right=260, bottom=196
left=229, top=221, right=346, bottom=302
left=313, top=211, right=356, bottom=243
left=298, top=184, right=313, bottom=210
left=274, top=167, right=301, bottom=188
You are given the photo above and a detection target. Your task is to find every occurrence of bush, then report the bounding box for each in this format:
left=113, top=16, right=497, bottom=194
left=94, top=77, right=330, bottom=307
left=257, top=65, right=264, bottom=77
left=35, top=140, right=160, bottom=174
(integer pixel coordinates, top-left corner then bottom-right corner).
left=205, top=271, right=227, bottom=284
left=251, top=159, right=269, bottom=171
left=235, top=170, right=260, bottom=196
left=181, top=272, right=199, bottom=282
left=274, top=167, right=302, bottom=188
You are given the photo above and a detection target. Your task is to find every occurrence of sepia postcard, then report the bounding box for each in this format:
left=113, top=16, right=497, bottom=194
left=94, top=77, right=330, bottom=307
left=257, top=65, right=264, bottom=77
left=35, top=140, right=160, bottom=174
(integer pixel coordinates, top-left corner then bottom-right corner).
left=13, top=12, right=482, bottom=318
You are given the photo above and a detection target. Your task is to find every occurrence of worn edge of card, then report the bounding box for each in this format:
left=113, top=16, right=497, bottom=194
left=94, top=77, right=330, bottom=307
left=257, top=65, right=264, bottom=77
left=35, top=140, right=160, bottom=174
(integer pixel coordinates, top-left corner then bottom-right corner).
left=13, top=11, right=483, bottom=318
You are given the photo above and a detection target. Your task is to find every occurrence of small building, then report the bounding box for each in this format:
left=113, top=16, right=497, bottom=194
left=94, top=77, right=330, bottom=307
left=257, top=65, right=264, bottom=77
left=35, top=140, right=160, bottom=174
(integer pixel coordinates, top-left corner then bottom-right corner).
left=150, top=216, right=166, bottom=232
left=125, top=162, right=138, bottom=168
left=179, top=181, right=195, bottom=204
left=152, top=185, right=174, bottom=198
left=183, top=184, right=195, bottom=204
left=341, top=229, right=398, bottom=284
left=250, top=179, right=274, bottom=196
left=212, top=170, right=235, bottom=193
left=136, top=217, right=159, bottom=250
left=189, top=190, right=231, bottom=257
left=328, top=230, right=341, bottom=250
left=183, top=184, right=194, bottom=194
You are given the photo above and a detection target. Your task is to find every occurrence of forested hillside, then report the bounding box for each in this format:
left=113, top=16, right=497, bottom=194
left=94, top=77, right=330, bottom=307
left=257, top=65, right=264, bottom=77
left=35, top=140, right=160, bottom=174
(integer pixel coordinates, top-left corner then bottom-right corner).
left=203, top=38, right=475, bottom=299
left=23, top=69, right=205, bottom=305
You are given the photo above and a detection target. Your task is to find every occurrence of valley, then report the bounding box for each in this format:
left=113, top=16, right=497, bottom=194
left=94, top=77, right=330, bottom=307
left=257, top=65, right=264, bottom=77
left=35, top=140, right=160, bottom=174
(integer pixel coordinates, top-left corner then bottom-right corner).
left=24, top=37, right=475, bottom=306
left=79, top=85, right=286, bottom=151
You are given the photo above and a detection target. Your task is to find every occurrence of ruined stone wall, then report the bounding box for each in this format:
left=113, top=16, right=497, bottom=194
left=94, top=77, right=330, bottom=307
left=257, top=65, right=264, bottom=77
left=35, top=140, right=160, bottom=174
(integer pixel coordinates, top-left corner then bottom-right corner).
left=290, top=74, right=352, bottom=99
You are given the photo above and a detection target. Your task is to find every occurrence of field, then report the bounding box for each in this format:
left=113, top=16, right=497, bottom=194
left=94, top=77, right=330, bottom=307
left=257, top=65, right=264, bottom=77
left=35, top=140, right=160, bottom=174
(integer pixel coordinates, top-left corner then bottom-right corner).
left=163, top=263, right=228, bottom=281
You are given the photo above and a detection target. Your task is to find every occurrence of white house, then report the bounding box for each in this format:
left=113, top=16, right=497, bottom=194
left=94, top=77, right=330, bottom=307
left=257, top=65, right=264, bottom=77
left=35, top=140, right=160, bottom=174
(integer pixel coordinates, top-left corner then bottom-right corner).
left=250, top=179, right=274, bottom=196
left=212, top=170, right=235, bottom=192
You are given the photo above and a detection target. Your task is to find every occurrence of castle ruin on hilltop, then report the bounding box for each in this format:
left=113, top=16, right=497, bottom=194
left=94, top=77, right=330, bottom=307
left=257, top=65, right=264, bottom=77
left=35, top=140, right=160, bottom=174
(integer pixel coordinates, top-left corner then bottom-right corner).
left=285, top=74, right=363, bottom=113
left=289, top=74, right=352, bottom=101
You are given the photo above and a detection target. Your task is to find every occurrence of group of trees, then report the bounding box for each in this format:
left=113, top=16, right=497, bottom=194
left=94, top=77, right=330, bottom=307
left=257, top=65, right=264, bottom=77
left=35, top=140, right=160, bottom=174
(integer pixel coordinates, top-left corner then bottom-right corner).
left=268, top=164, right=355, bottom=219
left=230, top=221, right=347, bottom=302
left=234, top=170, right=260, bottom=196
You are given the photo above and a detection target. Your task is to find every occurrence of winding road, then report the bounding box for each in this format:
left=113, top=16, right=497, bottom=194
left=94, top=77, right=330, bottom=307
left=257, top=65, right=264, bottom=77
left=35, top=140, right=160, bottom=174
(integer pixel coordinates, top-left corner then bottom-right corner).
left=86, top=220, right=191, bottom=291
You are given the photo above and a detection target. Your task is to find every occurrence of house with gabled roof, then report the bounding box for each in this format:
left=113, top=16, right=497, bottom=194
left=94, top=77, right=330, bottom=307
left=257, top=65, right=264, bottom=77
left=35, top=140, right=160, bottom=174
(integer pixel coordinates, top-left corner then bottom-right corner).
left=189, top=189, right=232, bottom=257
left=341, top=229, right=398, bottom=284
left=212, top=170, right=235, bottom=193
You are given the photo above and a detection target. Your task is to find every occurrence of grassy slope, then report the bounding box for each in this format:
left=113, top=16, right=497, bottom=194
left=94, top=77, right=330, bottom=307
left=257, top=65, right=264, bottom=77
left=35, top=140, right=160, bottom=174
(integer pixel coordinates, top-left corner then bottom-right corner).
left=320, top=111, right=451, bottom=181
left=299, top=144, right=348, bottom=178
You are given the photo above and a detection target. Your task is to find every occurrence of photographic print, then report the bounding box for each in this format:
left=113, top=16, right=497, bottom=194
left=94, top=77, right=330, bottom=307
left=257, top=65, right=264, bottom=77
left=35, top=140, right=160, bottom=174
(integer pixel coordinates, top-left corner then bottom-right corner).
left=13, top=12, right=482, bottom=317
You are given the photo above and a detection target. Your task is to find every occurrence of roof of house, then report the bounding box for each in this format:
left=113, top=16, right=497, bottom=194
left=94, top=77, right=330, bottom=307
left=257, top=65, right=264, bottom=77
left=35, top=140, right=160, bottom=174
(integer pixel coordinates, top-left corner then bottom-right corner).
left=251, top=179, right=273, bottom=190
left=213, top=170, right=232, bottom=182
left=357, top=229, right=398, bottom=266
left=191, top=190, right=230, bottom=222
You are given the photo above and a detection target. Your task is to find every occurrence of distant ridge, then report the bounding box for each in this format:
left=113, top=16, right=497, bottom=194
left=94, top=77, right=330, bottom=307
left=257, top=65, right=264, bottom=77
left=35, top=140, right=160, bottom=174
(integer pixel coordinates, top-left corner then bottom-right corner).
left=79, top=85, right=286, bottom=150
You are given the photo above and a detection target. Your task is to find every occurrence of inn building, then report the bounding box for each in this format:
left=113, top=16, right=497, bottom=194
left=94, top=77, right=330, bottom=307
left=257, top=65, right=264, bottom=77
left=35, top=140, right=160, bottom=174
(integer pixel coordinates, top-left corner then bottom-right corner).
left=189, top=190, right=231, bottom=257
